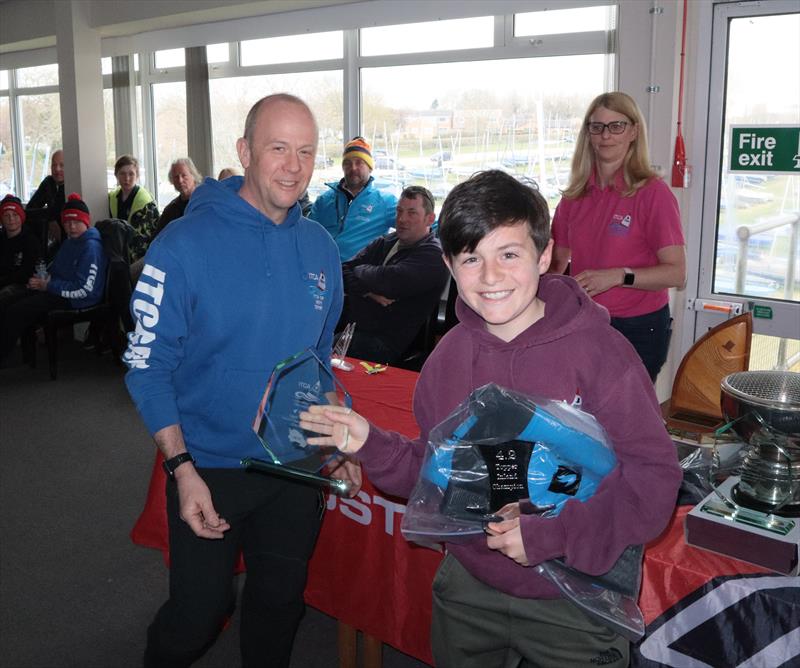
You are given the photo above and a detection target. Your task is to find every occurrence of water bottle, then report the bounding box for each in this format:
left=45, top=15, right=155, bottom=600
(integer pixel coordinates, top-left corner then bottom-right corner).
left=35, top=260, right=48, bottom=279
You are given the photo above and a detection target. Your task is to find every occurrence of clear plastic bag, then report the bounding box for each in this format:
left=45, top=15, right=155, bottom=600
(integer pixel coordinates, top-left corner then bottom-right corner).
left=401, top=383, right=616, bottom=541
left=400, top=383, right=652, bottom=640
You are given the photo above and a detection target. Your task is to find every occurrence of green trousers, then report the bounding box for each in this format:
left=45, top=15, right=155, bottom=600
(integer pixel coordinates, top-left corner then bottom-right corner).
left=431, top=554, right=629, bottom=668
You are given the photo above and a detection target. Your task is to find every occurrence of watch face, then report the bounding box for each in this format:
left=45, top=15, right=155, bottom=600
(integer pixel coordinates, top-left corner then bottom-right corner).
left=624, top=271, right=635, bottom=286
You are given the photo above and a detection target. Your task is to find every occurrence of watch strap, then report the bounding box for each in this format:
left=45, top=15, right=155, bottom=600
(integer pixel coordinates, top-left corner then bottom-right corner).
left=163, top=452, right=195, bottom=477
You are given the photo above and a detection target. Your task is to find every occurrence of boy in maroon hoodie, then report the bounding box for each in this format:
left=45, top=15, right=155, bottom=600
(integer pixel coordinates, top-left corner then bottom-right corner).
left=301, top=170, right=681, bottom=667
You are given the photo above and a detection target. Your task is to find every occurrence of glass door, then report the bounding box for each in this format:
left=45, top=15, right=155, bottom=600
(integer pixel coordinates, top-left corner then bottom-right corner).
left=696, top=0, right=799, bottom=371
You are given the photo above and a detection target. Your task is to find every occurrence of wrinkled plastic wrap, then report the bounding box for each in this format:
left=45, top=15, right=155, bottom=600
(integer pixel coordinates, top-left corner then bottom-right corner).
left=400, top=383, right=649, bottom=640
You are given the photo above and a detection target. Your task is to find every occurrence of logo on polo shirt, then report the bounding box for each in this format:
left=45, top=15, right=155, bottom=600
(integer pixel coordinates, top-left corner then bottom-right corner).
left=609, top=213, right=632, bottom=236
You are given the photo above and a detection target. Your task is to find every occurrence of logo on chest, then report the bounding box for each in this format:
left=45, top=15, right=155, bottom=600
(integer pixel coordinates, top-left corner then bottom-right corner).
left=608, top=213, right=632, bottom=236
left=305, top=269, right=328, bottom=311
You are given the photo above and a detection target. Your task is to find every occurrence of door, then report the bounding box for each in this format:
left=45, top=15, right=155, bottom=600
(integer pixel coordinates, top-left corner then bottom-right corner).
left=695, top=0, right=799, bottom=371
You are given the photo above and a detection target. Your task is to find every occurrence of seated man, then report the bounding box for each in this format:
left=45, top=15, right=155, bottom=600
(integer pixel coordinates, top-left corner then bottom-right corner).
left=0, top=193, right=107, bottom=365
left=0, top=195, right=41, bottom=318
left=309, top=136, right=397, bottom=260
left=341, top=185, right=449, bottom=364
left=25, top=149, right=66, bottom=255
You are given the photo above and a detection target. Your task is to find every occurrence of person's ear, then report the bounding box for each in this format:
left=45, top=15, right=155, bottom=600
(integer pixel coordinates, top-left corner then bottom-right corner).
left=538, top=239, right=554, bottom=274
left=236, top=137, right=251, bottom=170
left=442, top=252, right=455, bottom=278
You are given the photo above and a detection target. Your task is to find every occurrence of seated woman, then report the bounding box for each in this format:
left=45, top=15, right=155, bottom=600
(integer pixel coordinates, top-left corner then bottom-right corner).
left=153, top=157, right=202, bottom=238
left=0, top=195, right=41, bottom=317
left=108, top=155, right=159, bottom=262
left=0, top=194, right=108, bottom=365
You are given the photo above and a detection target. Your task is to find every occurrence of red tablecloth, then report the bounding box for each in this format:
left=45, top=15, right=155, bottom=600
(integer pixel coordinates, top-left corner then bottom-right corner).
left=132, top=363, right=796, bottom=667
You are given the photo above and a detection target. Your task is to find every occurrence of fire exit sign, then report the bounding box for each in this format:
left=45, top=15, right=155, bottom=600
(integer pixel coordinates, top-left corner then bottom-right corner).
left=729, top=125, right=800, bottom=175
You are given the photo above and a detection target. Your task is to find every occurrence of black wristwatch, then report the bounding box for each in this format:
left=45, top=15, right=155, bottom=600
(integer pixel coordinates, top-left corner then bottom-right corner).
left=163, top=452, right=196, bottom=477
left=622, top=267, right=635, bottom=287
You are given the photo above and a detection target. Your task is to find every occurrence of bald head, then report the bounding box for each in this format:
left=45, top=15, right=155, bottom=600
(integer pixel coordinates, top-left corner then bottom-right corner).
left=51, top=150, right=64, bottom=184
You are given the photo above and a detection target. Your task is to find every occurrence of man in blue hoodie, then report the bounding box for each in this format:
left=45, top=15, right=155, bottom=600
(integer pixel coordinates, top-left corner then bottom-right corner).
left=0, top=193, right=106, bottom=363
left=124, top=94, right=349, bottom=668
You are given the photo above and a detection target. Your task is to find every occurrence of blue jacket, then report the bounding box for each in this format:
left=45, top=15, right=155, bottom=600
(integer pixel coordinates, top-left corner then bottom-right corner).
left=47, top=227, right=107, bottom=308
left=309, top=176, right=397, bottom=260
left=123, top=176, right=343, bottom=468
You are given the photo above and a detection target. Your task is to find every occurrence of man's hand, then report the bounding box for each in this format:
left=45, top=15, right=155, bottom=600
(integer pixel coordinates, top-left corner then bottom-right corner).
left=485, top=517, right=529, bottom=566
left=27, top=276, right=49, bottom=291
left=175, top=466, right=230, bottom=539
left=365, top=292, right=395, bottom=307
left=328, top=456, right=363, bottom=497
left=574, top=268, right=623, bottom=297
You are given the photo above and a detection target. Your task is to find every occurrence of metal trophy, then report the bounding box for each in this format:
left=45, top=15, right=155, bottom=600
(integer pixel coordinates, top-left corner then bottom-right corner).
left=243, top=347, right=353, bottom=495
left=685, top=370, right=800, bottom=574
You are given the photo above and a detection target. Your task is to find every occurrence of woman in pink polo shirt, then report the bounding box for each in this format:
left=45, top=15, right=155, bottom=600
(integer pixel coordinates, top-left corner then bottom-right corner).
left=550, top=92, right=686, bottom=381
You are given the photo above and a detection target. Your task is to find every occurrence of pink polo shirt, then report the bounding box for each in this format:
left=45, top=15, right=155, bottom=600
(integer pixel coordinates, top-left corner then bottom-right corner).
left=551, top=171, right=684, bottom=318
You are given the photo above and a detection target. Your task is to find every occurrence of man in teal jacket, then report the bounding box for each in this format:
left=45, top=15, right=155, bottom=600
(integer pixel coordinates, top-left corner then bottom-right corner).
left=308, top=136, right=397, bottom=260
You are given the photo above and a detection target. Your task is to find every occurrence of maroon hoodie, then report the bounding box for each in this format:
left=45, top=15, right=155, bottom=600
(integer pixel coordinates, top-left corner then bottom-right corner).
left=356, top=273, right=681, bottom=599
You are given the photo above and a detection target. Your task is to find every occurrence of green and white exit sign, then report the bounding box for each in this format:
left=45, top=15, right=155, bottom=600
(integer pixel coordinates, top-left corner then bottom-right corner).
left=729, top=125, right=800, bottom=175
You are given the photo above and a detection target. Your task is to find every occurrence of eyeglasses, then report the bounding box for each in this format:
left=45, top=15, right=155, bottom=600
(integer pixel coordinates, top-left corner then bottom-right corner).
left=401, top=185, right=435, bottom=212
left=586, top=121, right=630, bottom=135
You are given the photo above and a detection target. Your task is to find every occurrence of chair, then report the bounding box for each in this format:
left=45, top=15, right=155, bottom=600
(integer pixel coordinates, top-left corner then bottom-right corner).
left=396, top=277, right=458, bottom=372
left=664, top=312, right=752, bottom=433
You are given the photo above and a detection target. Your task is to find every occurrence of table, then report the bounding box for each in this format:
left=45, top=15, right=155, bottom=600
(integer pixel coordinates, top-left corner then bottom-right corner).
left=131, top=363, right=799, bottom=668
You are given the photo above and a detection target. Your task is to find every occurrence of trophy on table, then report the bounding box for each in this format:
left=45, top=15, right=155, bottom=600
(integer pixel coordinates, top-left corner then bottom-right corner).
left=331, top=322, right=356, bottom=371
left=243, top=347, right=353, bottom=495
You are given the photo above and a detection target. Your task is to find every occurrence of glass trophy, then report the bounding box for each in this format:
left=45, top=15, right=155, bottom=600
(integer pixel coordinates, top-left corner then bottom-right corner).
left=243, top=347, right=353, bottom=495
left=331, top=322, right=355, bottom=371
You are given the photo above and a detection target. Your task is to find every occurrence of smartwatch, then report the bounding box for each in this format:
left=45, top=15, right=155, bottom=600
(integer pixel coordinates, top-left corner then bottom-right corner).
left=163, top=452, right=196, bottom=477
left=622, top=267, right=635, bottom=287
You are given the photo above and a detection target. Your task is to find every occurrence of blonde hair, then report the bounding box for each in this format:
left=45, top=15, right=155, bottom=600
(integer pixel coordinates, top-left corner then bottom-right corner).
left=562, top=92, right=657, bottom=199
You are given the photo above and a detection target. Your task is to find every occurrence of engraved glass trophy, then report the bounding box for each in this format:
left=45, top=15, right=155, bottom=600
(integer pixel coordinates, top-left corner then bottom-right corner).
left=243, top=347, right=353, bottom=495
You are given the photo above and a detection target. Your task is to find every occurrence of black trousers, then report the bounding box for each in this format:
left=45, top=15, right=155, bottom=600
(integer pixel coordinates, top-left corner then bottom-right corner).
left=144, top=468, right=324, bottom=668
left=0, top=291, right=69, bottom=360
left=610, top=304, right=672, bottom=383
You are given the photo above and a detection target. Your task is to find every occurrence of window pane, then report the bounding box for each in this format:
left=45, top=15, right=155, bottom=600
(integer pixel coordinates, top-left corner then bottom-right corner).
left=154, top=48, right=185, bottom=70
left=152, top=81, right=187, bottom=208
left=101, top=57, right=112, bottom=76
left=713, top=13, right=800, bottom=304
left=361, top=56, right=607, bottom=213
left=209, top=71, right=343, bottom=193
left=240, top=31, right=342, bottom=66
left=750, top=333, right=800, bottom=373
left=18, top=93, right=61, bottom=199
left=361, top=17, right=494, bottom=57
left=0, top=97, right=14, bottom=197
left=16, top=64, right=58, bottom=88
left=0, top=70, right=8, bottom=90
left=206, top=43, right=229, bottom=64
left=103, top=89, right=116, bottom=187
left=515, top=6, right=616, bottom=36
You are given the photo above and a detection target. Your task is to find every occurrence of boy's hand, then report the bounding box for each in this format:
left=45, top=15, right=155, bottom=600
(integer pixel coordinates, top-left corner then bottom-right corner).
left=299, top=405, right=370, bottom=454
left=327, top=456, right=363, bottom=497
left=485, top=517, right=530, bottom=566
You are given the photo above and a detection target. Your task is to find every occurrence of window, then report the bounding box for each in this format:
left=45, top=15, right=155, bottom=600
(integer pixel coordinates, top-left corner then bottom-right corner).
left=209, top=71, right=343, bottom=189
left=515, top=6, right=616, bottom=36
left=361, top=55, right=606, bottom=213
left=206, top=43, right=230, bottom=64
left=361, top=17, right=494, bottom=57
left=240, top=31, right=342, bottom=66
left=0, top=97, right=13, bottom=198
left=152, top=81, right=187, bottom=208
left=19, top=93, right=61, bottom=199
left=16, top=64, right=58, bottom=88
left=154, top=49, right=185, bottom=70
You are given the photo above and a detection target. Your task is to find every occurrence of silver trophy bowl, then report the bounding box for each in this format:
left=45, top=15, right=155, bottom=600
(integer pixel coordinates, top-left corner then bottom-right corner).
left=720, top=370, right=800, bottom=515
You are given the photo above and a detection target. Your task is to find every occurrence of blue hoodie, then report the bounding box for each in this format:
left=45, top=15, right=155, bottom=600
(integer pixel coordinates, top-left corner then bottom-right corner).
left=47, top=226, right=107, bottom=308
left=308, top=176, right=397, bottom=260
left=123, top=176, right=343, bottom=468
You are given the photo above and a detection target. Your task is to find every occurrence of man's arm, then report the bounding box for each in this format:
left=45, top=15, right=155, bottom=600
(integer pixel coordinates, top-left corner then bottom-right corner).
left=347, top=241, right=448, bottom=300
left=154, top=424, right=230, bottom=539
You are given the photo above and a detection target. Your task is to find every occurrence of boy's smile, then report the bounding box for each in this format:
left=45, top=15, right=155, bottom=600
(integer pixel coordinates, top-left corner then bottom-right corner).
left=446, top=223, right=553, bottom=342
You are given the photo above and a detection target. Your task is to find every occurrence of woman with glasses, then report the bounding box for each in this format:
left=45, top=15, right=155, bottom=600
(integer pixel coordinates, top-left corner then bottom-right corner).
left=549, top=92, right=686, bottom=382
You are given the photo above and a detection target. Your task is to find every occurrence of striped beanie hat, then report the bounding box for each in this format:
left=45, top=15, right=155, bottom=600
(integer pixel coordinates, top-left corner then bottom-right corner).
left=343, top=136, right=374, bottom=170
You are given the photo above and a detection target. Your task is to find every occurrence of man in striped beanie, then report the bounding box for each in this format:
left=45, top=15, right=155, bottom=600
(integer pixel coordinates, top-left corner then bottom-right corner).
left=309, top=135, right=397, bottom=260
